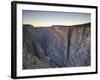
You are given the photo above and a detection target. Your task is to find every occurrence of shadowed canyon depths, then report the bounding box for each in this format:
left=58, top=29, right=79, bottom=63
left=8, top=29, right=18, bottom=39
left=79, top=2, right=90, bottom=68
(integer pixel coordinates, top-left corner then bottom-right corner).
left=23, top=23, right=91, bottom=69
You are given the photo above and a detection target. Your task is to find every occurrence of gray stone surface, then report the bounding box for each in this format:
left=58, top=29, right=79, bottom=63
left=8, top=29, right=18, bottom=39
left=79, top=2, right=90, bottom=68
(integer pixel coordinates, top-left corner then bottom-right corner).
left=23, top=23, right=91, bottom=69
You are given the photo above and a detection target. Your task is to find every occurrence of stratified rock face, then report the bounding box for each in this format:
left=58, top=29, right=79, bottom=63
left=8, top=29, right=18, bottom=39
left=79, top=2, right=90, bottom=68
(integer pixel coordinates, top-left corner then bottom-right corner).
left=23, top=23, right=91, bottom=69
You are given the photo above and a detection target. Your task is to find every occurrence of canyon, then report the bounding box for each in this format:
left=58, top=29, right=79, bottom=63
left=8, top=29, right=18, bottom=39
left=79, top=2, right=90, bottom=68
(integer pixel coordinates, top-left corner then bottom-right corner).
left=23, top=23, right=91, bottom=69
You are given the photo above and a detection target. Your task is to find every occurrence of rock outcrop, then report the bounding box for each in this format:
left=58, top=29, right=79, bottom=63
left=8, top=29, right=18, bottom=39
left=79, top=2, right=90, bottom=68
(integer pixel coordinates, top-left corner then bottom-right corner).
left=23, top=23, right=91, bottom=69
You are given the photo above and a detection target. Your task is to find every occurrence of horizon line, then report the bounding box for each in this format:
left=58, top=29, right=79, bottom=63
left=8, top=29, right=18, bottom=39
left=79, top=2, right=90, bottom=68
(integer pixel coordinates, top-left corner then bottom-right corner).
left=23, top=22, right=91, bottom=27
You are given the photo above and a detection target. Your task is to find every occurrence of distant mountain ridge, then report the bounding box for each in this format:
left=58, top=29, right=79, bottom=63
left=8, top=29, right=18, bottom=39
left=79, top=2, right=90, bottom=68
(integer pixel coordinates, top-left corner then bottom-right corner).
left=23, top=23, right=91, bottom=69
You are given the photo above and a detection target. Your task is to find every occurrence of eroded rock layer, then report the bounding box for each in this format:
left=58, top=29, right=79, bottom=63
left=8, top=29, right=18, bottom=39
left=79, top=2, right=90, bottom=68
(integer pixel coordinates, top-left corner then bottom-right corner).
left=23, top=23, right=91, bottom=69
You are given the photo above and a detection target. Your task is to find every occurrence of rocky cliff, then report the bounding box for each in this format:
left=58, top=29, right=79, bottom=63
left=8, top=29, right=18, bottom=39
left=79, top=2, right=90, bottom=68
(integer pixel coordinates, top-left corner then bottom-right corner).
left=23, top=23, right=91, bottom=69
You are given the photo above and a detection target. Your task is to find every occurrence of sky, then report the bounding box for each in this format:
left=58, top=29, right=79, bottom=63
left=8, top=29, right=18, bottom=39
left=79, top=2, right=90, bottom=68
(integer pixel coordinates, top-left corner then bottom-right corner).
left=23, top=10, right=91, bottom=27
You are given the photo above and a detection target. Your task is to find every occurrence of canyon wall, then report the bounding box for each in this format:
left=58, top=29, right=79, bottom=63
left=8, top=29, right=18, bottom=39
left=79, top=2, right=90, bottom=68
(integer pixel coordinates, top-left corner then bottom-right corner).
left=23, top=23, right=91, bottom=69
